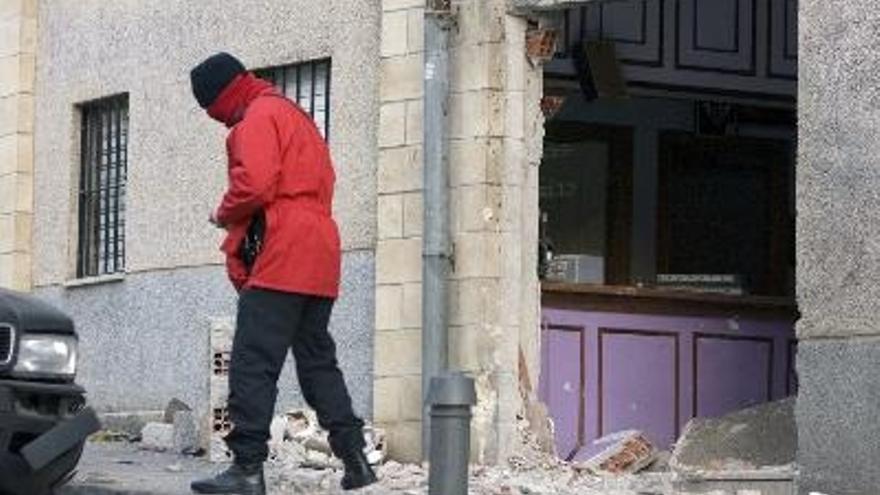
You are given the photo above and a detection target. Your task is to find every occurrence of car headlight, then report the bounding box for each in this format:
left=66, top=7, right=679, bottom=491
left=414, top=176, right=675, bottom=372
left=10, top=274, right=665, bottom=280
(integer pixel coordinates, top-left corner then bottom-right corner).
left=12, top=334, right=78, bottom=378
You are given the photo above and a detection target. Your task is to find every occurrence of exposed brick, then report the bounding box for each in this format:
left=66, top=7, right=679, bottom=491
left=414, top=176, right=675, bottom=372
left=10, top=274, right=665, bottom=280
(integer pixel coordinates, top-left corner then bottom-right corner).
left=374, top=328, right=422, bottom=376
left=378, top=194, right=404, bottom=239
left=381, top=10, right=409, bottom=58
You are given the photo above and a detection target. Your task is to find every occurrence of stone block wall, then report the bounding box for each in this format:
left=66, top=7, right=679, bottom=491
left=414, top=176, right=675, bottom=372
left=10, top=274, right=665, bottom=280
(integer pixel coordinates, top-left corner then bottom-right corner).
left=0, top=0, right=36, bottom=290
left=375, top=0, right=543, bottom=463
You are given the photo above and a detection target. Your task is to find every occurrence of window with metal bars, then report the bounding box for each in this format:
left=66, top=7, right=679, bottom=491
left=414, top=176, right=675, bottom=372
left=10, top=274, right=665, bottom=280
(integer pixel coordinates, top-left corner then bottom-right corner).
left=77, top=94, right=128, bottom=278
left=254, top=58, right=331, bottom=140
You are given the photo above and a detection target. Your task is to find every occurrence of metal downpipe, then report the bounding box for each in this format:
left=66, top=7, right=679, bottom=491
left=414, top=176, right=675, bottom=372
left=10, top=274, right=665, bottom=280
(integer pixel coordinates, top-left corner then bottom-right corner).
left=421, top=0, right=453, bottom=459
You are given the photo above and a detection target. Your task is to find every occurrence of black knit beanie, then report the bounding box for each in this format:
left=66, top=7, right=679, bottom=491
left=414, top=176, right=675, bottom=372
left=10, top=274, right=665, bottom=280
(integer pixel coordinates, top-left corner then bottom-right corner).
left=190, top=52, right=246, bottom=108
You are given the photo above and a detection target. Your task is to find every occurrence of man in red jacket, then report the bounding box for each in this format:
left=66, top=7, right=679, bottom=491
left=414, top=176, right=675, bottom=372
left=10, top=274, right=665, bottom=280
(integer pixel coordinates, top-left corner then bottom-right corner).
left=188, top=53, right=376, bottom=494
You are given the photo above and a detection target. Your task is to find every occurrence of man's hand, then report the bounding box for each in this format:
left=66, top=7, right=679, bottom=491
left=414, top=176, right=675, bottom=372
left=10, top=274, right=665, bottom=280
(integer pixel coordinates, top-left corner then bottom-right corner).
left=209, top=209, right=226, bottom=229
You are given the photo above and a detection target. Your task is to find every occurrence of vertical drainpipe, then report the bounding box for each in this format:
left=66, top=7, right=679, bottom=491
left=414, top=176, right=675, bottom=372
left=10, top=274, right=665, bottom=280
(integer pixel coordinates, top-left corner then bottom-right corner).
left=422, top=0, right=453, bottom=459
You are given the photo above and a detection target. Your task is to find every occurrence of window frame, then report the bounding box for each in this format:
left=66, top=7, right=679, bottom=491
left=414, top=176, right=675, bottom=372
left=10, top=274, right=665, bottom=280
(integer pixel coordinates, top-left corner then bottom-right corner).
left=76, top=93, right=129, bottom=279
left=254, top=58, right=332, bottom=140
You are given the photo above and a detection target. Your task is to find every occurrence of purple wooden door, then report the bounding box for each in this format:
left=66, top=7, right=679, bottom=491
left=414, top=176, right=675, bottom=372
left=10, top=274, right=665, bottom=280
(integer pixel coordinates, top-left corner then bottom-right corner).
left=599, top=331, right=679, bottom=449
left=694, top=335, right=773, bottom=418
left=540, top=327, right=585, bottom=460
left=539, top=308, right=796, bottom=454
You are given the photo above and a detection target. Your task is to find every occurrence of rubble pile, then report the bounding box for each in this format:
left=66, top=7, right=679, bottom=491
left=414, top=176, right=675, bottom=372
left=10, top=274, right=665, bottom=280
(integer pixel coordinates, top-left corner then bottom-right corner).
left=670, top=398, right=796, bottom=476
left=266, top=408, right=674, bottom=495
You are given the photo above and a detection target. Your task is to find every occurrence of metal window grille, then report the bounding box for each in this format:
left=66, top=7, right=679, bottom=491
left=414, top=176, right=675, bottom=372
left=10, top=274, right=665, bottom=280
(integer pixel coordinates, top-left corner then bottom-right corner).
left=77, top=94, right=128, bottom=278
left=255, top=58, right=331, bottom=140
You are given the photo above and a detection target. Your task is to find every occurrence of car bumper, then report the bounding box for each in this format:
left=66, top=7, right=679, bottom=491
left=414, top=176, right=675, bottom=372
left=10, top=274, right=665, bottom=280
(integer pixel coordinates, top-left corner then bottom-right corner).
left=0, top=379, right=100, bottom=491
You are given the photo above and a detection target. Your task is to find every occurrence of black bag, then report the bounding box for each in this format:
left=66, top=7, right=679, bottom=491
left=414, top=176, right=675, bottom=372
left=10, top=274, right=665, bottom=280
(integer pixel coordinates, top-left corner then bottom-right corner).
left=239, top=211, right=266, bottom=273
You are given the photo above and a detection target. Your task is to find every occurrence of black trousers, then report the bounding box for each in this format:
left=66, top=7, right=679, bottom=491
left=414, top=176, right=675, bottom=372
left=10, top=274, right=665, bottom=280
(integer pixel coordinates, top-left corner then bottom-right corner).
left=225, top=289, right=365, bottom=464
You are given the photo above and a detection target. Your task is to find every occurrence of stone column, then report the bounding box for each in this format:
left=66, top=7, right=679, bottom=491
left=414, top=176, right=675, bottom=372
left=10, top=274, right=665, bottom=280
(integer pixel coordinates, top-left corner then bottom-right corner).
left=374, top=0, right=543, bottom=463
left=0, top=0, right=36, bottom=291
left=797, top=1, right=880, bottom=493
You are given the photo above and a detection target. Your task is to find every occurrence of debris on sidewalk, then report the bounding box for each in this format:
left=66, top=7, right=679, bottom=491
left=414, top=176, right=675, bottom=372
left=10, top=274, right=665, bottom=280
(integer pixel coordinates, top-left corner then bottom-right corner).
left=163, top=397, right=192, bottom=423
left=670, top=398, right=796, bottom=477
left=139, top=399, right=200, bottom=454
left=573, top=430, right=658, bottom=476
left=264, top=408, right=387, bottom=470
left=140, top=422, right=174, bottom=452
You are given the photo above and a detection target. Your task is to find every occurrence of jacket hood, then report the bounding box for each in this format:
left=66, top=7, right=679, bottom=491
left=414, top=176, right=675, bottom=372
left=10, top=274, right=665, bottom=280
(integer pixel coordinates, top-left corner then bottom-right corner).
left=207, top=73, right=277, bottom=127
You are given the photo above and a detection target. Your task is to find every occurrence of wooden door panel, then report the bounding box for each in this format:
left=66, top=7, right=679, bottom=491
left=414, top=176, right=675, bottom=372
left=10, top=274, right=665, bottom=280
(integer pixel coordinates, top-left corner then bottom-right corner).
left=585, top=0, right=664, bottom=66
left=677, top=0, right=756, bottom=74
left=768, top=0, right=798, bottom=78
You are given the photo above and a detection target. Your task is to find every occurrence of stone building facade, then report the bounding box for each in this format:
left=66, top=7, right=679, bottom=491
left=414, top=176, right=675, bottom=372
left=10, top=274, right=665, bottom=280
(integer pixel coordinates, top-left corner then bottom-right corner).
left=0, top=0, right=545, bottom=466
left=0, top=0, right=35, bottom=291
left=796, top=1, right=880, bottom=493
left=4, top=0, right=878, bottom=492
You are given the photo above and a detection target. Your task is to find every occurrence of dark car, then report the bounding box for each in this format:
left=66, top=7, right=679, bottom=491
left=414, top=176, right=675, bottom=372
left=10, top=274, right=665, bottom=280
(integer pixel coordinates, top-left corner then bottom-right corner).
left=0, top=289, right=99, bottom=495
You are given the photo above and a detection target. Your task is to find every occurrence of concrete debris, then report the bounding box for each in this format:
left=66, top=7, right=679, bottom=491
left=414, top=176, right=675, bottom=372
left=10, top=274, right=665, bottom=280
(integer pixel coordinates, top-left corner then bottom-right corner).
left=98, top=410, right=164, bottom=438
left=644, top=451, right=672, bottom=473
left=163, top=398, right=192, bottom=424
left=210, top=435, right=233, bottom=463
left=670, top=398, right=796, bottom=478
left=139, top=422, right=174, bottom=452
left=266, top=408, right=387, bottom=470
left=172, top=410, right=200, bottom=455
left=574, top=431, right=657, bottom=477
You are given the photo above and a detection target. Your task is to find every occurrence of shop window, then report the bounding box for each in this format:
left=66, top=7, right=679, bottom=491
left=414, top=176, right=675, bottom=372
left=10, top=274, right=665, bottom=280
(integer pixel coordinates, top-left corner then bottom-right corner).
left=540, top=124, right=632, bottom=286
left=657, top=133, right=794, bottom=296
left=539, top=104, right=795, bottom=298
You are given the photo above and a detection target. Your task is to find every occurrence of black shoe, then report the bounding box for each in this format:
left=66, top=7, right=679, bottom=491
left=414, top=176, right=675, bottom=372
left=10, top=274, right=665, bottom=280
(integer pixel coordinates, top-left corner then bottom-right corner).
left=191, top=463, right=266, bottom=494
left=340, top=449, right=378, bottom=490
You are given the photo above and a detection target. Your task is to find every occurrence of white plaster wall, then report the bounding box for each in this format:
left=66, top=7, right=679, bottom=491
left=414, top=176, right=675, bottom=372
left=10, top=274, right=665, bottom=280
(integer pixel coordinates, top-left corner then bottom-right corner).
left=33, top=0, right=380, bottom=284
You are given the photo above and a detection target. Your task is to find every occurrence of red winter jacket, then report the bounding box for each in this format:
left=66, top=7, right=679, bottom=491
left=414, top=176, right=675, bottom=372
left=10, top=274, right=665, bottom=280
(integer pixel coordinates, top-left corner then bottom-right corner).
left=207, top=73, right=340, bottom=298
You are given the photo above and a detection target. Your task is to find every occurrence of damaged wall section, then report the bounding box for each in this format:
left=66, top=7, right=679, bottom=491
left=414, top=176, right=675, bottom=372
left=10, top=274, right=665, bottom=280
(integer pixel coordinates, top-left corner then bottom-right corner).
left=374, top=0, right=546, bottom=463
